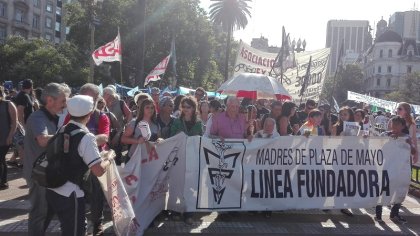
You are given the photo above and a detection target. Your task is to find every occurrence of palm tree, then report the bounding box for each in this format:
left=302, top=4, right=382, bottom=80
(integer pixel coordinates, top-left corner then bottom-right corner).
left=209, top=0, right=251, bottom=81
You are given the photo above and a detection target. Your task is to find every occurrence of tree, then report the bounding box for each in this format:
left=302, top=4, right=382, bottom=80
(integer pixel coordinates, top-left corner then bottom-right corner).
left=320, top=64, right=364, bottom=104
left=65, top=0, right=226, bottom=90
left=385, top=73, right=420, bottom=104
left=0, top=36, right=89, bottom=87
left=209, top=0, right=251, bottom=81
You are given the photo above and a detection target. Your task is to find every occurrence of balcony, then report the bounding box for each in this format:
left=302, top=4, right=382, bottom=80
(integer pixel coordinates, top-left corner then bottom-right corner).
left=13, top=20, right=30, bottom=31
left=14, top=0, right=30, bottom=9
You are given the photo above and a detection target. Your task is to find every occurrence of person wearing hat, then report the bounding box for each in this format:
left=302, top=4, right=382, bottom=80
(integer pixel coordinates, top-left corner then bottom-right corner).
left=15, top=79, right=35, bottom=125
left=24, top=83, right=70, bottom=236
left=46, top=95, right=114, bottom=236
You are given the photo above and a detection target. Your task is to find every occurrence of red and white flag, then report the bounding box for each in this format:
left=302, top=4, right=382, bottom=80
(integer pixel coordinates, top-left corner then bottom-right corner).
left=92, top=32, right=122, bottom=66
left=144, top=55, right=171, bottom=86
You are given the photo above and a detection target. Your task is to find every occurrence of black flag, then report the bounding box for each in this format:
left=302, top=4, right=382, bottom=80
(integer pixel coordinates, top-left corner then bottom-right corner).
left=299, top=56, right=312, bottom=97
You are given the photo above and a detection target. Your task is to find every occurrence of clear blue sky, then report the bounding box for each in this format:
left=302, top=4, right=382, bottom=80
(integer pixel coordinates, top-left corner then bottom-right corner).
left=199, top=0, right=418, bottom=50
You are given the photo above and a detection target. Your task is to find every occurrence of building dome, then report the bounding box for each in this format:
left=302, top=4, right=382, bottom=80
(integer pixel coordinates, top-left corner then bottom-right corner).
left=375, top=30, right=402, bottom=43
left=377, top=18, right=387, bottom=28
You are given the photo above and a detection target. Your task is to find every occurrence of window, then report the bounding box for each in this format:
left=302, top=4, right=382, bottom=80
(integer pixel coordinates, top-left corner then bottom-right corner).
left=388, top=49, right=392, bottom=58
left=33, top=15, right=40, bottom=29
left=55, top=21, right=60, bottom=32
left=54, top=37, right=60, bottom=44
left=45, top=33, right=52, bottom=41
left=15, top=9, right=24, bottom=22
left=33, top=0, right=40, bottom=8
left=407, top=65, right=412, bottom=74
left=65, top=26, right=70, bottom=34
left=0, top=2, right=6, bottom=17
left=378, top=66, right=382, bottom=73
left=56, top=6, right=61, bottom=16
left=46, top=17, right=52, bottom=28
left=387, top=66, right=392, bottom=73
left=379, top=49, right=383, bottom=58
left=46, top=2, right=53, bottom=12
left=376, top=78, right=381, bottom=86
left=386, top=78, right=391, bottom=87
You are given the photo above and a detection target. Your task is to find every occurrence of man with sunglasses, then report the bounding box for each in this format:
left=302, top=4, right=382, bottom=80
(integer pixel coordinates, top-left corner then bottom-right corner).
left=194, top=87, right=206, bottom=102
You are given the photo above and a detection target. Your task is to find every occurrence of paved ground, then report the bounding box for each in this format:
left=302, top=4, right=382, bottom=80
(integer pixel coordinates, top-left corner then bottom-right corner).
left=1, top=153, right=420, bottom=235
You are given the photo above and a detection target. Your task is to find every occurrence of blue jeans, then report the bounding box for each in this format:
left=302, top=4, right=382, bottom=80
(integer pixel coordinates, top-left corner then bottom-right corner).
left=46, top=190, right=86, bottom=236
left=28, top=181, right=54, bottom=236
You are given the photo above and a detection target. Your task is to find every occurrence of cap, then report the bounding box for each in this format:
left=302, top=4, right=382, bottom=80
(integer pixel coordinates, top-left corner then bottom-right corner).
left=67, top=95, right=95, bottom=117
left=22, top=79, right=33, bottom=90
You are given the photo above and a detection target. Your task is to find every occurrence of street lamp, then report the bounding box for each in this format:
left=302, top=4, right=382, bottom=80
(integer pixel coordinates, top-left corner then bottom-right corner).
left=291, top=38, right=306, bottom=53
left=89, top=0, right=103, bottom=83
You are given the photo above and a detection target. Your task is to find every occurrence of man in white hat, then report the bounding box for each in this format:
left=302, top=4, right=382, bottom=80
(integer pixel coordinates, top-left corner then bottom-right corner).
left=45, top=95, right=114, bottom=236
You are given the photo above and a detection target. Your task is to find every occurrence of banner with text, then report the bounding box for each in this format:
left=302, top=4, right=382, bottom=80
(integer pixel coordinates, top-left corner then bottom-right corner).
left=116, top=133, right=187, bottom=236
left=184, top=136, right=411, bottom=211
left=234, top=41, right=330, bottom=102
left=347, top=91, right=420, bottom=114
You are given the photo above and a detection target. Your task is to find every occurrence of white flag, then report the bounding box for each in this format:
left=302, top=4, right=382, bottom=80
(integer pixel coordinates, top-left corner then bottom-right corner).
left=92, top=32, right=122, bottom=66
left=144, top=55, right=171, bottom=86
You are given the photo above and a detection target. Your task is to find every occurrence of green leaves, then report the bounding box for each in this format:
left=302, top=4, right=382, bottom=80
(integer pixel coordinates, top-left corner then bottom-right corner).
left=0, top=36, right=89, bottom=87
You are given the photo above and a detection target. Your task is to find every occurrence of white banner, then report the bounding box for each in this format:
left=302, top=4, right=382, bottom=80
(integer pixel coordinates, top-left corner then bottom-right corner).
left=184, top=136, right=411, bottom=211
left=234, top=41, right=330, bottom=102
left=117, top=133, right=187, bottom=236
left=347, top=91, right=420, bottom=114
left=98, top=161, right=137, bottom=236
left=105, top=134, right=412, bottom=235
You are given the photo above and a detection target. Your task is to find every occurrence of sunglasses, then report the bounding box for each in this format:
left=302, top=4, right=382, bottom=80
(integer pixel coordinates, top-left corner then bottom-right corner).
left=195, top=93, right=204, bottom=97
left=182, top=105, right=192, bottom=109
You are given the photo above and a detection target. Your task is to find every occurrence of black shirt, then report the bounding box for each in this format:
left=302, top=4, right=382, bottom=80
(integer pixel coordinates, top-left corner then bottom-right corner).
left=257, top=107, right=270, bottom=119
left=15, top=91, right=34, bottom=123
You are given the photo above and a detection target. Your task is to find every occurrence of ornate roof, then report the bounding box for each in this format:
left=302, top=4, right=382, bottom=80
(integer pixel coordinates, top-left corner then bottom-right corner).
left=375, top=30, right=403, bottom=43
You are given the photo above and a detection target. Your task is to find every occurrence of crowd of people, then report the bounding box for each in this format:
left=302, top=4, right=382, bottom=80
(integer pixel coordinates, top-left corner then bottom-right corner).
left=0, top=79, right=419, bottom=235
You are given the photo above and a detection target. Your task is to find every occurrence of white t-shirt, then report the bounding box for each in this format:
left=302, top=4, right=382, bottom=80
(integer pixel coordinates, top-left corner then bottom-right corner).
left=48, top=121, right=102, bottom=198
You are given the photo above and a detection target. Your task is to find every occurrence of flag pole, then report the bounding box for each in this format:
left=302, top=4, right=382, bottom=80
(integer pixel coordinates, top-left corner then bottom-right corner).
left=330, top=39, right=344, bottom=106
left=118, top=27, right=123, bottom=86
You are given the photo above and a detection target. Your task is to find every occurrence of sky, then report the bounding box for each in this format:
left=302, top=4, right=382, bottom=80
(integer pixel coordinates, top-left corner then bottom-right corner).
left=199, top=0, right=419, bottom=51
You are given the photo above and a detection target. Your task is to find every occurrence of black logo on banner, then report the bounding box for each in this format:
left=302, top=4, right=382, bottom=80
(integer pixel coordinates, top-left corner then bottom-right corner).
left=163, top=147, right=179, bottom=171
left=203, top=140, right=241, bottom=204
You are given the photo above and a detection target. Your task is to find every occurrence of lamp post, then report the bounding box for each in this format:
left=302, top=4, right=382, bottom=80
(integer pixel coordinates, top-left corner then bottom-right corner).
left=89, top=0, right=103, bottom=83
left=291, top=38, right=306, bottom=53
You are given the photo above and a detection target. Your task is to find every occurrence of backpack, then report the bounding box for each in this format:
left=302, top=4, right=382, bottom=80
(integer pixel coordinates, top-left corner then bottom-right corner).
left=32, top=125, right=87, bottom=188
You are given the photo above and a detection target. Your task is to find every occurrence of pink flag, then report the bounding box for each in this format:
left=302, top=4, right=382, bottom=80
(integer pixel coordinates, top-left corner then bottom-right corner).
left=92, top=32, right=122, bottom=66
left=144, top=55, right=171, bottom=86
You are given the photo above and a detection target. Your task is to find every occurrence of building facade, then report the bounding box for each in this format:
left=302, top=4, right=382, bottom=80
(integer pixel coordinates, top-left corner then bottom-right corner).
left=251, top=36, right=280, bottom=53
left=325, top=20, right=372, bottom=75
left=0, top=0, right=69, bottom=43
left=362, top=30, right=420, bottom=98
left=388, top=10, right=420, bottom=42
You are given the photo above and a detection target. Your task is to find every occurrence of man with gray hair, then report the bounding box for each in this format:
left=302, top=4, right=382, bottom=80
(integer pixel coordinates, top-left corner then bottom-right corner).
left=210, top=96, right=250, bottom=139
left=24, top=82, right=70, bottom=236
left=103, top=86, right=132, bottom=128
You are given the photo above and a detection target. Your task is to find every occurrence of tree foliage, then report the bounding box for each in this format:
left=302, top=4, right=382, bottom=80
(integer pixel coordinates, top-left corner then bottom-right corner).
left=0, top=36, right=89, bottom=87
left=384, top=72, right=420, bottom=104
left=209, top=0, right=251, bottom=81
left=65, top=0, right=231, bottom=90
left=320, top=64, right=364, bottom=104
